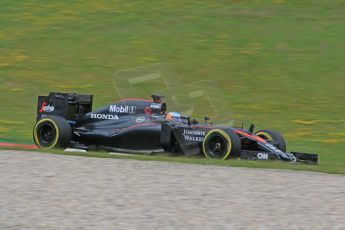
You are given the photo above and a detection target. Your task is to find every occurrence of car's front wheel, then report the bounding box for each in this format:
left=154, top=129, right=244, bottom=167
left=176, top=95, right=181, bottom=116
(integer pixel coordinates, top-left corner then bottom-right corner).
left=33, top=116, right=72, bottom=149
left=202, top=129, right=241, bottom=160
left=255, top=129, right=286, bottom=152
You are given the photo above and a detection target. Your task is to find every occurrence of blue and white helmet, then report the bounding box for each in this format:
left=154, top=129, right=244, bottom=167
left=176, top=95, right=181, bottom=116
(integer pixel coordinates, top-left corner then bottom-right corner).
left=165, top=111, right=183, bottom=123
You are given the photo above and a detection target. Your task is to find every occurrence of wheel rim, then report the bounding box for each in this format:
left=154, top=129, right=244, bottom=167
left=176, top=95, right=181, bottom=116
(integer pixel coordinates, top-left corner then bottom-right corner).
left=256, top=132, right=273, bottom=141
left=37, top=123, right=57, bottom=147
left=256, top=132, right=281, bottom=149
left=206, top=134, right=228, bottom=158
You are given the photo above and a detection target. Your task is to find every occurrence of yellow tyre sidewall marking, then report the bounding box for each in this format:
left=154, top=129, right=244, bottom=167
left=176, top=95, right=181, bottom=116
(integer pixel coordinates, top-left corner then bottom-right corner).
left=202, top=129, right=232, bottom=160
left=33, top=118, right=59, bottom=149
left=256, top=132, right=274, bottom=141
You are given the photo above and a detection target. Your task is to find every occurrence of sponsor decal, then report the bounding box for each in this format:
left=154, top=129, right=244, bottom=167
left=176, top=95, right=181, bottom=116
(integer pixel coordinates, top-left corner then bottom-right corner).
left=257, top=152, right=269, bottom=160
left=39, top=102, right=55, bottom=113
left=150, top=103, right=161, bottom=109
left=264, top=142, right=284, bottom=153
left=182, top=129, right=206, bottom=142
left=109, top=105, right=136, bottom=114
left=90, top=113, right=119, bottom=120
left=136, top=117, right=145, bottom=123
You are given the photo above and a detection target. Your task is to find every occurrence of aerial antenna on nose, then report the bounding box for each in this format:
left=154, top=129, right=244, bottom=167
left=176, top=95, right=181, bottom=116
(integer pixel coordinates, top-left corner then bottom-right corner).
left=151, top=95, right=164, bottom=103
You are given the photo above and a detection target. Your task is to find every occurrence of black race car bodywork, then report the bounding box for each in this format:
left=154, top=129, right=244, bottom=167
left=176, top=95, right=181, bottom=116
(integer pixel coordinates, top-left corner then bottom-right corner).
left=33, top=92, right=318, bottom=164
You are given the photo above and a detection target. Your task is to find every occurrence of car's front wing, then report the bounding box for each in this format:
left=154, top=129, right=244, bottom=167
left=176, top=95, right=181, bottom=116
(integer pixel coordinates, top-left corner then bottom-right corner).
left=240, top=150, right=318, bottom=164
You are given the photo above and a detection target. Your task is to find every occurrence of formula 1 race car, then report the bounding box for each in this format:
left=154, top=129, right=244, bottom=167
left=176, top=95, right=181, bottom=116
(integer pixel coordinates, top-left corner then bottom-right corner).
left=33, top=92, right=318, bottom=164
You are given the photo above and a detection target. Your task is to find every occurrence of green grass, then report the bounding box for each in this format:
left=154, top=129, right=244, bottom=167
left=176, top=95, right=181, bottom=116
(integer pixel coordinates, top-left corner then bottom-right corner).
left=1, top=0, right=345, bottom=173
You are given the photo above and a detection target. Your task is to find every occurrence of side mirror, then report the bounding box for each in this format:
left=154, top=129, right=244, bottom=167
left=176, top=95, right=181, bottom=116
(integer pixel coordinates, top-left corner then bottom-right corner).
left=181, top=116, right=191, bottom=125
left=204, top=116, right=210, bottom=124
left=249, top=124, right=255, bottom=133
left=191, top=119, right=198, bottom=125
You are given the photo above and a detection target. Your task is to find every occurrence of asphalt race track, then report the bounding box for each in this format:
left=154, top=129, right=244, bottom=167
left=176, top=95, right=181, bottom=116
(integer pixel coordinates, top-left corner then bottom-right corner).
left=0, top=150, right=344, bottom=230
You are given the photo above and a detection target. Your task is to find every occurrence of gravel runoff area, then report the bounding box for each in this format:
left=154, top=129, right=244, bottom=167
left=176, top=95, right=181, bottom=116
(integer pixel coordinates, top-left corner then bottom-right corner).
left=0, top=150, right=344, bottom=230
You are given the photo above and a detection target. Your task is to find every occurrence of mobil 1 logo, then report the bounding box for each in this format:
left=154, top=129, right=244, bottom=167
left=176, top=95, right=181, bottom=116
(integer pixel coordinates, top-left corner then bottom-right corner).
left=109, top=105, right=136, bottom=114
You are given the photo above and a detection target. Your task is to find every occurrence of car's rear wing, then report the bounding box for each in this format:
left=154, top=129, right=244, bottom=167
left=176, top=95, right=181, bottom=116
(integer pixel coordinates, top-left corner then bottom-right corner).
left=36, top=92, right=93, bottom=121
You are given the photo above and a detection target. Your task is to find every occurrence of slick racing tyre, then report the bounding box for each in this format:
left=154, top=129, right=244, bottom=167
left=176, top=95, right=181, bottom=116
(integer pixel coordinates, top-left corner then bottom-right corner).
left=33, top=116, right=72, bottom=149
left=202, top=129, right=241, bottom=160
left=255, top=129, right=286, bottom=152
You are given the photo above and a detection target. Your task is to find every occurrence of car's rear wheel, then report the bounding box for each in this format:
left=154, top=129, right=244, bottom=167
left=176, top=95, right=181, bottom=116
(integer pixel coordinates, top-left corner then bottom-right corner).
left=255, top=129, right=286, bottom=152
left=202, top=129, right=241, bottom=160
left=33, top=116, right=72, bottom=149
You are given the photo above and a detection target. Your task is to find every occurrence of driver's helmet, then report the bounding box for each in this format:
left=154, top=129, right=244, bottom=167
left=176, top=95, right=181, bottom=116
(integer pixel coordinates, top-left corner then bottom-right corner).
left=165, top=111, right=183, bottom=123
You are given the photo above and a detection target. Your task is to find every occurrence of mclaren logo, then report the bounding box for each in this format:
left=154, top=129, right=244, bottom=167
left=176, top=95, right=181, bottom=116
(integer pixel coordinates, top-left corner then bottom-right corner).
left=135, top=117, right=145, bottom=123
